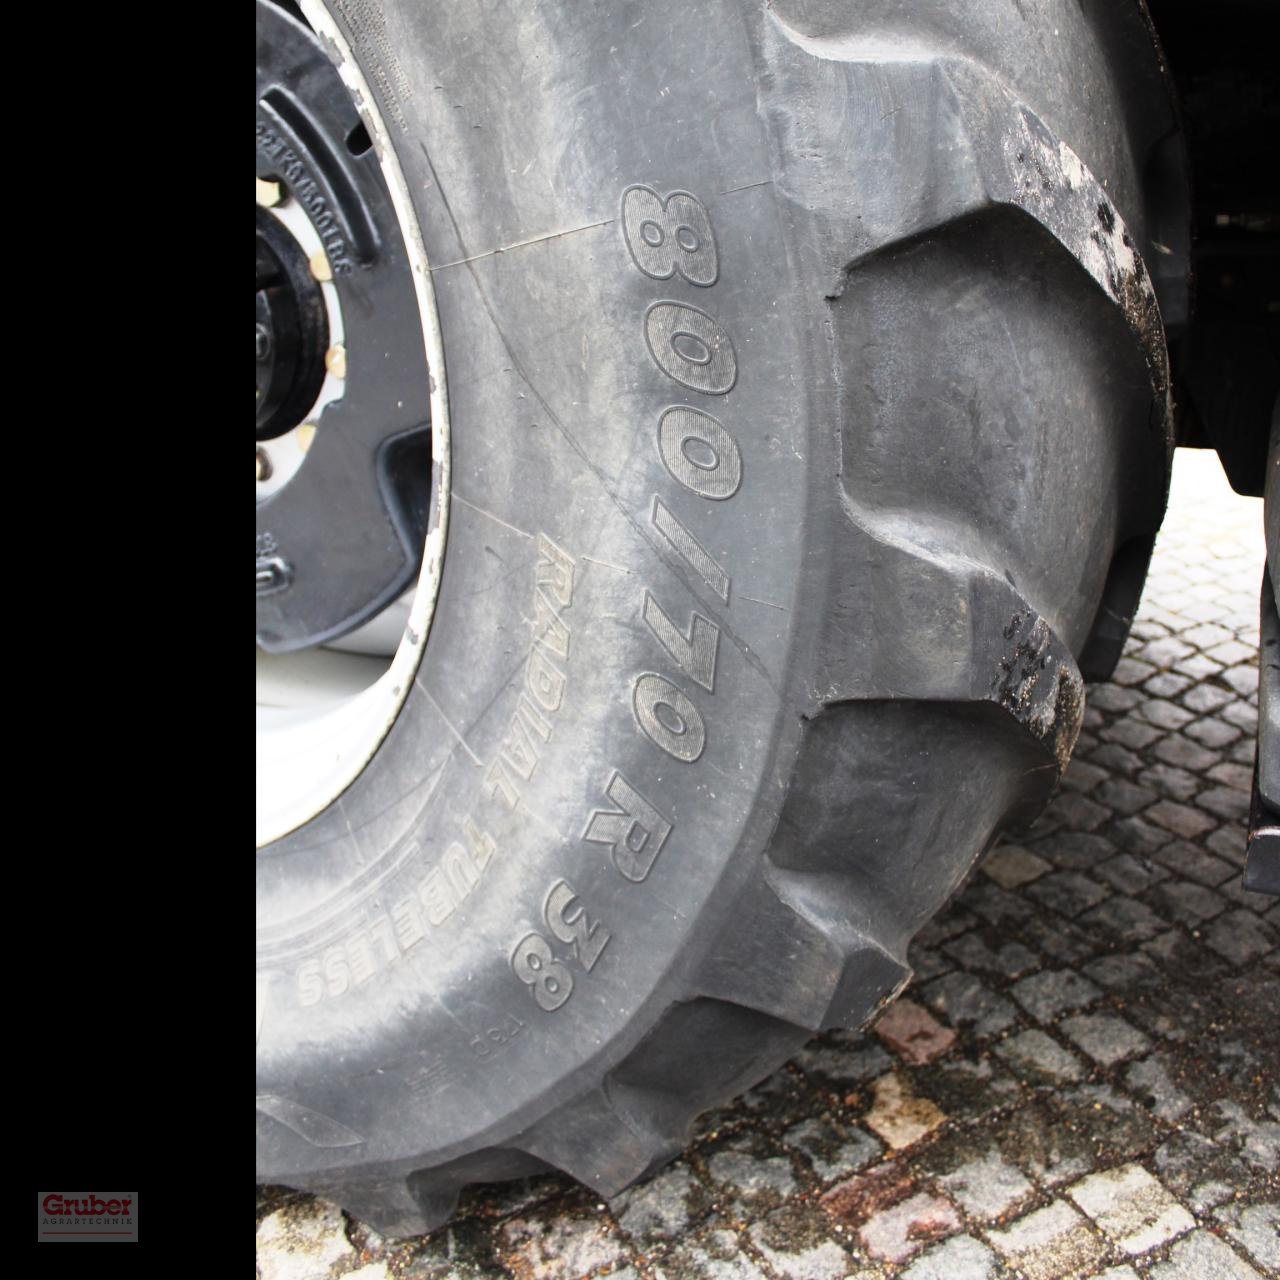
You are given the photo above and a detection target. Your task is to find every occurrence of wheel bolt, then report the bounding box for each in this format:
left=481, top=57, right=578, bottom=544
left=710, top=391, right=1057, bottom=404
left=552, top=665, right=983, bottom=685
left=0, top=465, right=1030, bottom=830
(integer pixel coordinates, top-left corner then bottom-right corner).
left=256, top=324, right=272, bottom=362
left=257, top=447, right=273, bottom=482
left=256, top=178, right=283, bottom=208
left=296, top=423, right=317, bottom=454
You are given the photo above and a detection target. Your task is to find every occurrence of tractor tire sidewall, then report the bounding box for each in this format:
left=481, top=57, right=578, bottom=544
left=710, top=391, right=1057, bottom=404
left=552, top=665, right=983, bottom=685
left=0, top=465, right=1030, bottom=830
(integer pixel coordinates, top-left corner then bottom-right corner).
left=258, top=2, right=822, bottom=1186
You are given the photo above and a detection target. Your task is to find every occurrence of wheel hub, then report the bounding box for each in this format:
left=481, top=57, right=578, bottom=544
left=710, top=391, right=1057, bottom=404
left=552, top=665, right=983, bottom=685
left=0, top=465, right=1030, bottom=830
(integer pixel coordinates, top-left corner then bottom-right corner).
left=255, top=0, right=432, bottom=653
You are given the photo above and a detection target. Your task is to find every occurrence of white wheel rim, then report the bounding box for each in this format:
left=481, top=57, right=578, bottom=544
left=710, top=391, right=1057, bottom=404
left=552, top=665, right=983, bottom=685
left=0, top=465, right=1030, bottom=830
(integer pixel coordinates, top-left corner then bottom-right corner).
left=256, top=1, right=450, bottom=848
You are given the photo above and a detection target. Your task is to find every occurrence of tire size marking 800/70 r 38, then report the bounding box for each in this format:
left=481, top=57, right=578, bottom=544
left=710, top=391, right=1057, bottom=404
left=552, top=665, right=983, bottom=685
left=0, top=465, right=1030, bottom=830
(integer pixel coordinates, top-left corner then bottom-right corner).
left=511, top=185, right=746, bottom=1011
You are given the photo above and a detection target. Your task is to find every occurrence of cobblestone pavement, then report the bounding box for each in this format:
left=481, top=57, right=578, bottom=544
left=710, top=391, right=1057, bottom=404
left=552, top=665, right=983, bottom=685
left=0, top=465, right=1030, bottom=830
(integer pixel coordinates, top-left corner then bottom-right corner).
left=258, top=451, right=1279, bottom=1280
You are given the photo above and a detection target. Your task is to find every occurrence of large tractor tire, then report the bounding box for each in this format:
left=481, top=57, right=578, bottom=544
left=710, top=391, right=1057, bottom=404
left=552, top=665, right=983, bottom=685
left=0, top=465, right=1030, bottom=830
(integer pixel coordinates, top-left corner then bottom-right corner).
left=256, top=0, right=1188, bottom=1236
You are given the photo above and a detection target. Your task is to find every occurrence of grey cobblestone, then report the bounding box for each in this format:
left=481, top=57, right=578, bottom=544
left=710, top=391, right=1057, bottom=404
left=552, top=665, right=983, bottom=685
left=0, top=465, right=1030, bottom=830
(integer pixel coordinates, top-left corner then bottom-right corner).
left=1146, top=1230, right=1263, bottom=1280
left=1010, top=968, right=1101, bottom=1021
left=996, top=1029, right=1086, bottom=1084
left=937, top=1150, right=1032, bottom=1220
left=1059, top=1014, right=1152, bottom=1066
left=899, top=1234, right=998, bottom=1280
left=258, top=427, right=1275, bottom=1280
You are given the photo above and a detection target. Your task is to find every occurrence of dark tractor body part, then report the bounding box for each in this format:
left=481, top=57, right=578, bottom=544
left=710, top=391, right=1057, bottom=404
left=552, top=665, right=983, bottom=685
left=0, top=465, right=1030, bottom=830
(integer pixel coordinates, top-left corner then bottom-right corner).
left=1146, top=0, right=1280, bottom=498
left=255, top=0, right=432, bottom=653
left=1245, top=586, right=1279, bottom=892
left=1247, top=412, right=1279, bottom=894
left=257, top=0, right=1195, bottom=1237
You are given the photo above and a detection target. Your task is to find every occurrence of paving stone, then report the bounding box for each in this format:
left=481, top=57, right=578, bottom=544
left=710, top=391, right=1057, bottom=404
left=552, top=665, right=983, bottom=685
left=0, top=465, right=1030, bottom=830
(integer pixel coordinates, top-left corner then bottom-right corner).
left=1080, top=894, right=1167, bottom=941
left=1213, top=1100, right=1280, bottom=1171
left=943, top=932, right=1039, bottom=978
left=1144, top=672, right=1194, bottom=697
left=1111, top=657, right=1156, bottom=687
left=1065, top=1163, right=1194, bottom=1254
left=1096, top=777, right=1161, bottom=814
left=501, top=1210, right=629, bottom=1280
left=1185, top=716, right=1244, bottom=749
left=1029, top=870, right=1110, bottom=917
left=996, top=1030, right=1085, bottom=1084
left=819, top=1161, right=907, bottom=1224
left=1149, top=838, right=1238, bottom=886
left=1174, top=652, right=1223, bottom=681
left=652, top=1228, right=768, bottom=1280
left=1146, top=799, right=1218, bottom=839
left=899, top=1234, right=998, bottom=1280
left=1206, top=639, right=1255, bottom=666
left=1082, top=951, right=1161, bottom=991
left=1102, top=717, right=1164, bottom=750
left=1135, top=698, right=1194, bottom=731
left=874, top=999, right=957, bottom=1066
left=1124, top=1054, right=1192, bottom=1121
left=1219, top=664, right=1260, bottom=697
left=1136, top=637, right=1195, bottom=671
left=1062, top=757, right=1110, bottom=792
left=907, top=939, right=954, bottom=982
left=611, top=1164, right=703, bottom=1240
left=783, top=1118, right=882, bottom=1184
left=748, top=1205, right=854, bottom=1280
left=1059, top=1014, right=1152, bottom=1065
left=1150, top=876, right=1229, bottom=924
left=1153, top=734, right=1221, bottom=771
left=937, top=1150, right=1032, bottom=1220
left=1182, top=683, right=1235, bottom=714
left=1094, top=852, right=1168, bottom=893
left=1011, top=969, right=1101, bottom=1021
left=1203, top=757, right=1254, bottom=788
left=1217, top=1202, right=1280, bottom=1273
left=794, top=1040, right=894, bottom=1085
left=1204, top=909, right=1278, bottom=965
left=919, top=972, right=1018, bottom=1039
left=1146, top=1229, right=1263, bottom=1280
left=1196, top=785, right=1251, bottom=821
left=1206, top=826, right=1250, bottom=867
left=986, top=1200, right=1105, bottom=1280
left=257, top=1200, right=356, bottom=1280
left=858, top=1192, right=960, bottom=1265
left=952, top=881, right=1036, bottom=926
left=1139, top=762, right=1202, bottom=802
left=1110, top=812, right=1175, bottom=856
left=1152, top=1131, right=1243, bottom=1213
left=1026, top=830, right=1119, bottom=870
left=863, top=1072, right=946, bottom=1151
left=1089, top=741, right=1146, bottom=776
left=1089, top=683, right=1144, bottom=713
left=980, top=843, right=1051, bottom=888
left=1029, top=916, right=1100, bottom=962
left=705, top=1151, right=796, bottom=1207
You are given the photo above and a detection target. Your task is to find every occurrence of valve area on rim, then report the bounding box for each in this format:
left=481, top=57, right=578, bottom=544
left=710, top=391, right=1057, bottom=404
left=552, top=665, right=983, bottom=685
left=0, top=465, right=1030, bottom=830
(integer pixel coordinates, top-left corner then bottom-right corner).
left=255, top=0, right=432, bottom=654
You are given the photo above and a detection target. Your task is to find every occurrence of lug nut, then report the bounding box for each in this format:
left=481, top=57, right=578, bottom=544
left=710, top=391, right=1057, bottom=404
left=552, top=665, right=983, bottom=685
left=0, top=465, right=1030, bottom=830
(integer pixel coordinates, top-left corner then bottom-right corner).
left=309, top=251, right=333, bottom=283
left=256, top=178, right=284, bottom=208
left=325, top=344, right=347, bottom=379
left=256, top=447, right=273, bottom=482
left=256, top=324, right=272, bottom=362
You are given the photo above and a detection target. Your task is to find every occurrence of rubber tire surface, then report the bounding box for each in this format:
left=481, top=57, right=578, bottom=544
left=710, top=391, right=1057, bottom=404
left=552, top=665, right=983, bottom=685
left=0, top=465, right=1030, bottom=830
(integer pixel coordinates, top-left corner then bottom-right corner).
left=257, top=0, right=1186, bottom=1236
